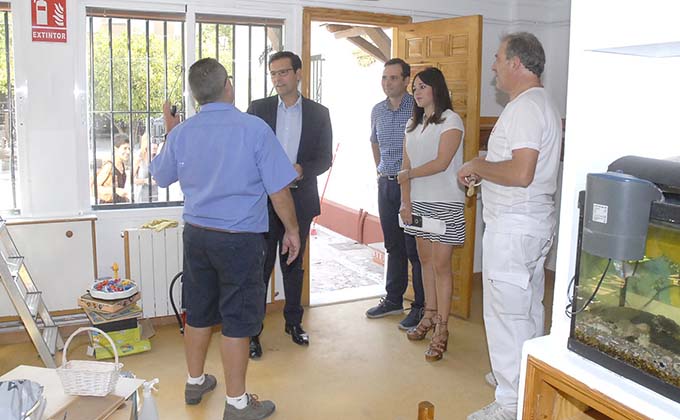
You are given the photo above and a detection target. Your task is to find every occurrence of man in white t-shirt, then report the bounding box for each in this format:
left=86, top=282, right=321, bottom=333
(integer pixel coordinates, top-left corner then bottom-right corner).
left=458, top=32, right=562, bottom=420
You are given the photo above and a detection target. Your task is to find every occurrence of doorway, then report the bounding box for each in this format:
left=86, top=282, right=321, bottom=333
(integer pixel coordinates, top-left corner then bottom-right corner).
left=301, top=9, right=482, bottom=319
left=302, top=9, right=412, bottom=307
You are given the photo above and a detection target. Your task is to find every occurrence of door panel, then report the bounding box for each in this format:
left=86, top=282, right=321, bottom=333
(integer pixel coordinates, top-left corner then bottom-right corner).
left=395, top=15, right=482, bottom=319
left=405, top=38, right=426, bottom=59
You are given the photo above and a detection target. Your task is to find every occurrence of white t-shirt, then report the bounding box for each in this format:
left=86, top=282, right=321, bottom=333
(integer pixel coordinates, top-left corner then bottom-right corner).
left=405, top=109, right=465, bottom=202
left=482, top=87, right=562, bottom=238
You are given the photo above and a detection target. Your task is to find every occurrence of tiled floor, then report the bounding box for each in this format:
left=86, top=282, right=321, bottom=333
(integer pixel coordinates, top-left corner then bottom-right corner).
left=309, top=225, right=386, bottom=306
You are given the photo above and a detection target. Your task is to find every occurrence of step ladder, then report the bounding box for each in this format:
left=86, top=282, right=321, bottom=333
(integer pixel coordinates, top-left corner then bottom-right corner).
left=0, top=218, right=64, bottom=368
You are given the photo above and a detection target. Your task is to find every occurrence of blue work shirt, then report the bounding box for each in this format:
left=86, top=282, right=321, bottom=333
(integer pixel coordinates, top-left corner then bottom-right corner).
left=150, top=102, right=297, bottom=232
left=370, top=93, right=414, bottom=176
left=275, top=94, right=302, bottom=164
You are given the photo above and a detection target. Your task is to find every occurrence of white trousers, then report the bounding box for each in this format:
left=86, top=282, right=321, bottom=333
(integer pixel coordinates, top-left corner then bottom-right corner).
left=482, top=231, right=552, bottom=411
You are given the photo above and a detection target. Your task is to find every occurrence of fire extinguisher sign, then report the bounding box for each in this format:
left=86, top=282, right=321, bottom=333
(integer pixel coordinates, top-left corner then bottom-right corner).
left=32, top=0, right=67, bottom=43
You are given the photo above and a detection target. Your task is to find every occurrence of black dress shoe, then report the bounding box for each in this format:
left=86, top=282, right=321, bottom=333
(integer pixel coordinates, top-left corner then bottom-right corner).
left=284, top=324, right=309, bottom=346
left=249, top=336, right=262, bottom=359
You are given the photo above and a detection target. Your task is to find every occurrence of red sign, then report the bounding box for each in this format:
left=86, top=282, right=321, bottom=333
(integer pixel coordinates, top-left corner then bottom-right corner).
left=32, top=0, right=67, bottom=43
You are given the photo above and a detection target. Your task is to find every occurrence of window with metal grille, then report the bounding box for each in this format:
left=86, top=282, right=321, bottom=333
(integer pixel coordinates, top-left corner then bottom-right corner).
left=86, top=9, right=185, bottom=208
left=195, top=14, right=283, bottom=111
left=0, top=4, right=17, bottom=215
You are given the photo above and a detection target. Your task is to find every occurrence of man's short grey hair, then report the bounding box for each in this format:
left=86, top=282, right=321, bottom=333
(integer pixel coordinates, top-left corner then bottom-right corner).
left=188, top=58, right=228, bottom=105
left=502, top=32, right=545, bottom=78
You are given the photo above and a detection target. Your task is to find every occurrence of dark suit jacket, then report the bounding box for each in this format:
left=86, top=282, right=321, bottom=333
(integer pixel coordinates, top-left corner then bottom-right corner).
left=247, top=95, right=333, bottom=223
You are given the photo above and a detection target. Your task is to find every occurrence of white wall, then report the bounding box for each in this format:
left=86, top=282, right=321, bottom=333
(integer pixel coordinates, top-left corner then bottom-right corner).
left=5, top=0, right=571, bottom=285
left=551, top=0, right=680, bottom=341
left=520, top=2, right=680, bottom=415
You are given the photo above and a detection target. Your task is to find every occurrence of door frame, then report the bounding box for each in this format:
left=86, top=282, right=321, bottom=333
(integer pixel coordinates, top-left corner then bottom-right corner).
left=299, top=7, right=412, bottom=307
left=301, top=7, right=412, bottom=98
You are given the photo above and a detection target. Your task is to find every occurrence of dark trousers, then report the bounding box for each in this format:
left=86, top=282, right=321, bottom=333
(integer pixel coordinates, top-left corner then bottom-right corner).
left=377, top=177, right=424, bottom=309
left=261, top=202, right=313, bottom=327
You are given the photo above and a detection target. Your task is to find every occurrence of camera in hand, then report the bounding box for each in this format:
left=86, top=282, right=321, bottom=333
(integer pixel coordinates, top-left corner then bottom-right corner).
left=411, top=215, right=423, bottom=227
left=151, top=117, right=166, bottom=143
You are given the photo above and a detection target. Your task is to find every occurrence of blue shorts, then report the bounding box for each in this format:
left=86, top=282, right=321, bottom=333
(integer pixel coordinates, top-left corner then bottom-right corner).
left=182, top=223, right=266, bottom=338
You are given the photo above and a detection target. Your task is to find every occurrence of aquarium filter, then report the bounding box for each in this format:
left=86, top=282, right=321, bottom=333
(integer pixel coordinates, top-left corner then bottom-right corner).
left=583, top=172, right=662, bottom=261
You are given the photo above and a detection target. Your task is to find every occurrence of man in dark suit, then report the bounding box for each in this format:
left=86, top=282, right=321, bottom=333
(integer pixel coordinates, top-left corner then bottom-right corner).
left=246, top=51, right=333, bottom=358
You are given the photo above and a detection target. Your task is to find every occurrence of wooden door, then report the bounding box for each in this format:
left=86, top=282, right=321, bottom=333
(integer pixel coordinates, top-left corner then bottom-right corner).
left=395, top=15, right=482, bottom=319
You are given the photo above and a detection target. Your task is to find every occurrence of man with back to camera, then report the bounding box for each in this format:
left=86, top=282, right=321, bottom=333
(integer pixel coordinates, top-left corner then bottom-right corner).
left=246, top=51, right=333, bottom=359
left=458, top=32, right=562, bottom=420
left=365, top=58, right=425, bottom=331
left=151, top=57, right=300, bottom=420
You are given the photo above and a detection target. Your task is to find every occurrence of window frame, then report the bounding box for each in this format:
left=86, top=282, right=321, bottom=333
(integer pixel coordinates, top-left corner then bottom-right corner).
left=86, top=9, right=185, bottom=209
left=85, top=7, right=287, bottom=210
left=0, top=3, right=18, bottom=215
left=195, top=14, right=284, bottom=109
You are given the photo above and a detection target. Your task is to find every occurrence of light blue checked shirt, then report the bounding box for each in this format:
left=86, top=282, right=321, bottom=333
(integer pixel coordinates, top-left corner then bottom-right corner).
left=370, top=93, right=414, bottom=176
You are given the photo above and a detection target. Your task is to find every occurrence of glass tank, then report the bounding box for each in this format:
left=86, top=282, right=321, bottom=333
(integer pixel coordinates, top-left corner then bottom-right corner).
left=569, top=205, right=680, bottom=403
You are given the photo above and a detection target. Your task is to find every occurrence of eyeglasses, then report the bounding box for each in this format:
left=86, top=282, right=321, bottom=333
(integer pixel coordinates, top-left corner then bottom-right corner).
left=269, top=68, right=294, bottom=78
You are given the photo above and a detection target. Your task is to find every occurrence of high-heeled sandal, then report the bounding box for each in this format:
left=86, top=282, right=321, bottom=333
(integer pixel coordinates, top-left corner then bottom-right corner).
left=425, top=319, right=449, bottom=362
left=406, top=308, right=437, bottom=341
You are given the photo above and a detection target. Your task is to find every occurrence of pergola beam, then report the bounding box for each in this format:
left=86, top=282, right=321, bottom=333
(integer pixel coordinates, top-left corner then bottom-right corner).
left=325, top=24, right=391, bottom=63
left=363, top=27, right=391, bottom=59
left=346, top=36, right=388, bottom=63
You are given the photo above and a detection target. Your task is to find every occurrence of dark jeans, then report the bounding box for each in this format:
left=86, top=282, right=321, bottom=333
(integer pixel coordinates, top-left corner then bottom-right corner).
left=262, top=203, right=313, bottom=327
left=377, top=177, right=424, bottom=309
left=182, top=223, right=266, bottom=338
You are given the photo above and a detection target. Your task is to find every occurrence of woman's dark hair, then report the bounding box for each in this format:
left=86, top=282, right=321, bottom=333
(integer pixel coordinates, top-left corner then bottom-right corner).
left=113, top=133, right=130, bottom=148
left=407, top=67, right=453, bottom=132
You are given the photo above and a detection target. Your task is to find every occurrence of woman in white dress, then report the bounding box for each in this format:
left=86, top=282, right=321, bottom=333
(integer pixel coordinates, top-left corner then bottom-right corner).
left=397, top=67, right=466, bottom=361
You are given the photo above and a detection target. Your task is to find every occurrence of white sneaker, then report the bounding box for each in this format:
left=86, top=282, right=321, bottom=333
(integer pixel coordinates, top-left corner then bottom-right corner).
left=484, top=371, right=497, bottom=388
left=467, top=401, right=516, bottom=420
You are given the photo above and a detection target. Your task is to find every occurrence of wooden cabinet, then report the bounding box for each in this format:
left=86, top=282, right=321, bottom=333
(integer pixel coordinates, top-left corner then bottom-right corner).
left=523, top=356, right=650, bottom=420
left=0, top=216, right=97, bottom=318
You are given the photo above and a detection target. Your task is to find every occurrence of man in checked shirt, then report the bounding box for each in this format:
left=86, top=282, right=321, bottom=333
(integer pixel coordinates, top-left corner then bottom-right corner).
left=365, top=58, right=425, bottom=331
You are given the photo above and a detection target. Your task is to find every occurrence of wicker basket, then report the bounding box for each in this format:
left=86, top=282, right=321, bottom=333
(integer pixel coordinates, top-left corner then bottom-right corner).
left=56, top=327, right=122, bottom=396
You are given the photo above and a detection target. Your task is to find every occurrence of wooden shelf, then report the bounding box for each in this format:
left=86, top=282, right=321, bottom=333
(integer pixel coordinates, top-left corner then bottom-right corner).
left=522, top=356, right=651, bottom=420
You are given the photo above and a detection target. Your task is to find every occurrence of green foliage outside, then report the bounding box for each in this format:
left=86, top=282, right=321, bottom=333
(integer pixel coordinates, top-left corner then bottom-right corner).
left=0, top=13, right=14, bottom=106
left=88, top=20, right=244, bottom=136
left=88, top=19, right=184, bottom=136
left=197, top=23, right=234, bottom=76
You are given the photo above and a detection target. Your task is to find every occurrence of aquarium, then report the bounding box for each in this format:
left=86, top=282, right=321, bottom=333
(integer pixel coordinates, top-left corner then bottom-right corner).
left=568, top=157, right=680, bottom=404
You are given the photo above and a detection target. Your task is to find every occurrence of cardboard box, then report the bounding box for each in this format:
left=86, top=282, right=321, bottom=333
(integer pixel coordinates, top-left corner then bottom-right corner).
left=93, top=339, right=151, bottom=360
left=83, top=304, right=142, bottom=325
left=86, top=314, right=138, bottom=333
left=89, top=319, right=154, bottom=360
left=78, top=292, right=141, bottom=313
left=90, top=326, right=141, bottom=346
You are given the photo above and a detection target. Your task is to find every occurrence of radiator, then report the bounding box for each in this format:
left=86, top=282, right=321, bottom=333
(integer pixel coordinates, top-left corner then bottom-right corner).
left=123, top=227, right=183, bottom=318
